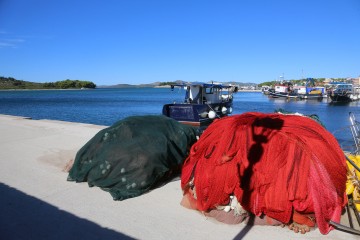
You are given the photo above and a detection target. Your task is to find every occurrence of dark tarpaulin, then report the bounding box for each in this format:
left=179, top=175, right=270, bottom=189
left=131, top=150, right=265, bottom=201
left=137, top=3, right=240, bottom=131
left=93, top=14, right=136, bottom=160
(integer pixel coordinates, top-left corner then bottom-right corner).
left=68, top=115, right=198, bottom=200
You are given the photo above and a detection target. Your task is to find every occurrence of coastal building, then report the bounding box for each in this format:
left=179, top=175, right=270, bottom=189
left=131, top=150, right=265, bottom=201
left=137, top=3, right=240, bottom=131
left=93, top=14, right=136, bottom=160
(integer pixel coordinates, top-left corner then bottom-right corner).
left=323, top=78, right=332, bottom=85
left=351, top=77, right=360, bottom=86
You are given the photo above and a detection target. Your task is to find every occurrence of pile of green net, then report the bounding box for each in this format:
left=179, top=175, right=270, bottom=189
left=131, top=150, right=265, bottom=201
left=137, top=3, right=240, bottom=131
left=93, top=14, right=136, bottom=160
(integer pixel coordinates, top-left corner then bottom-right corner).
left=67, top=115, right=198, bottom=200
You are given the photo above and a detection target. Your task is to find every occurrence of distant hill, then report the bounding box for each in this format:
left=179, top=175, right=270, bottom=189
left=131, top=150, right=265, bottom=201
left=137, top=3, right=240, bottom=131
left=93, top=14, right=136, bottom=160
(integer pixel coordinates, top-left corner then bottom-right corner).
left=0, top=77, right=96, bottom=89
left=225, top=81, right=258, bottom=86
left=98, top=80, right=258, bottom=88
left=0, top=76, right=258, bottom=89
left=0, top=77, right=43, bottom=89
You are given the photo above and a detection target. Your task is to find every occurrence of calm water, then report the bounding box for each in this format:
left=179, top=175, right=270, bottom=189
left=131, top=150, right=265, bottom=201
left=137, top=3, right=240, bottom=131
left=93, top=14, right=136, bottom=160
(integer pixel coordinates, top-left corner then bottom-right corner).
left=0, top=88, right=359, bottom=151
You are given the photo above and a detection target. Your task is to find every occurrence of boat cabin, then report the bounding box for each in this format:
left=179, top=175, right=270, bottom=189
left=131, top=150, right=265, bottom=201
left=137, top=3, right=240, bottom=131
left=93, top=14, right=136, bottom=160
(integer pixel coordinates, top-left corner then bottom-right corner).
left=182, top=82, right=235, bottom=104
left=329, top=83, right=353, bottom=93
left=296, top=86, right=326, bottom=95
left=274, top=85, right=292, bottom=94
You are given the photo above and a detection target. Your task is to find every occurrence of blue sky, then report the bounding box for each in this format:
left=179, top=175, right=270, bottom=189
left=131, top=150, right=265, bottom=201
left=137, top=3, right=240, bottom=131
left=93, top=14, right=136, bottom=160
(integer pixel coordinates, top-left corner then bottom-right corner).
left=0, top=0, right=359, bottom=85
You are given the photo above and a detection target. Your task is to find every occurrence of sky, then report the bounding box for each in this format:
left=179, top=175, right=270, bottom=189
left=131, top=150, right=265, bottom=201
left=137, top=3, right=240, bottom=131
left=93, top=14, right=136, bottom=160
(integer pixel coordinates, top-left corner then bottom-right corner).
left=0, top=0, right=359, bottom=85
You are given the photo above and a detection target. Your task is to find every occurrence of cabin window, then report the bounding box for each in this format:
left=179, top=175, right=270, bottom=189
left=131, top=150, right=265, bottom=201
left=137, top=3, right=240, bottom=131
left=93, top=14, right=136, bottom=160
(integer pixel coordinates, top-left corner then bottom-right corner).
left=205, top=88, right=213, bottom=94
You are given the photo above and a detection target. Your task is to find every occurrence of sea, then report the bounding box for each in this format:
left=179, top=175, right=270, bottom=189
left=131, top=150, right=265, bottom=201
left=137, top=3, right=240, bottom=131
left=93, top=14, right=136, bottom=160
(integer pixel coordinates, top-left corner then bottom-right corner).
left=0, top=88, right=359, bottom=152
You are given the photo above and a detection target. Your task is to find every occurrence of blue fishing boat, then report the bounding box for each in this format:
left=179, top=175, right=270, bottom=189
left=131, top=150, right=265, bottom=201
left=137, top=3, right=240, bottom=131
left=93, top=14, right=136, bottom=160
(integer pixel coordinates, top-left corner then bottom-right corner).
left=297, top=86, right=325, bottom=100
left=297, top=78, right=326, bottom=100
left=162, top=82, right=238, bottom=130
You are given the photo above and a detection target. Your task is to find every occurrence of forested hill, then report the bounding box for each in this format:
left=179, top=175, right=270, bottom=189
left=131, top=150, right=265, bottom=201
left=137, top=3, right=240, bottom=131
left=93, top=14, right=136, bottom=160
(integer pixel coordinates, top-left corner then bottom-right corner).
left=1, top=76, right=261, bottom=90
left=0, top=77, right=96, bottom=89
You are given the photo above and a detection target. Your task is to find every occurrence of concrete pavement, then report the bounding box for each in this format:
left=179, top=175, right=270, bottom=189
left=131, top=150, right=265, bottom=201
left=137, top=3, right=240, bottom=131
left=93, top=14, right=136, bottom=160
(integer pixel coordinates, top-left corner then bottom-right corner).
left=0, top=114, right=359, bottom=240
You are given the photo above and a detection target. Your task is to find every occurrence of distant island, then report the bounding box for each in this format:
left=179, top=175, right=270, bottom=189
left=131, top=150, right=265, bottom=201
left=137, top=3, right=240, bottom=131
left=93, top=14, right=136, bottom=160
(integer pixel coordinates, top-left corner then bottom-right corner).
left=0, top=77, right=258, bottom=90
left=97, top=80, right=259, bottom=89
left=0, top=76, right=96, bottom=90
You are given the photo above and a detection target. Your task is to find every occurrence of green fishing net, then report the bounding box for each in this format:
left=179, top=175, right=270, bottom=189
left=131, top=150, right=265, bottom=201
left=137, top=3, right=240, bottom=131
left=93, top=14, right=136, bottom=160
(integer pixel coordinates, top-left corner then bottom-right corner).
left=275, top=108, right=325, bottom=127
left=67, top=115, right=198, bottom=200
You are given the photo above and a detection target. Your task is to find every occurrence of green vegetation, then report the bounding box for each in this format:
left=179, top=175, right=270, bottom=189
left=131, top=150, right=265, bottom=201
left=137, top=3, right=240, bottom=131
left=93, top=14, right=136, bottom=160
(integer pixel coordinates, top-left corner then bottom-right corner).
left=158, top=81, right=177, bottom=86
left=0, top=76, right=96, bottom=89
left=43, top=79, right=96, bottom=89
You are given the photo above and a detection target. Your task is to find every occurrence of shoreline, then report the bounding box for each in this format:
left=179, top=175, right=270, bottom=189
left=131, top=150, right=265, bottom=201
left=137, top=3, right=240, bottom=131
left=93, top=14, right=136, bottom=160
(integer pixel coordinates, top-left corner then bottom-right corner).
left=0, top=114, right=356, bottom=240
left=0, top=87, right=262, bottom=92
left=0, top=88, right=95, bottom=91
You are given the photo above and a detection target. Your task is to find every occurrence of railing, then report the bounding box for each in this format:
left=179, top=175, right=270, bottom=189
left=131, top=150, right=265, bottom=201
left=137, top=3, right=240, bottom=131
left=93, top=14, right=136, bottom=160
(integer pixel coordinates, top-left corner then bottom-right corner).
left=349, top=112, right=360, bottom=154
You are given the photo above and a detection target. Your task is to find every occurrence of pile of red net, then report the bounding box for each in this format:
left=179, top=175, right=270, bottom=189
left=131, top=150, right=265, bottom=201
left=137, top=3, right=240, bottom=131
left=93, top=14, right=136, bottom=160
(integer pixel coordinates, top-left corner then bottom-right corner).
left=181, top=112, right=347, bottom=234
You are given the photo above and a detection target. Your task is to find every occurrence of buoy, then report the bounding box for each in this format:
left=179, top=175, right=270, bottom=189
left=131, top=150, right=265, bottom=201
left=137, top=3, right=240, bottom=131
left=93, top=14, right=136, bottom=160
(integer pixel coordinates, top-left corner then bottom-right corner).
left=208, top=110, right=216, bottom=119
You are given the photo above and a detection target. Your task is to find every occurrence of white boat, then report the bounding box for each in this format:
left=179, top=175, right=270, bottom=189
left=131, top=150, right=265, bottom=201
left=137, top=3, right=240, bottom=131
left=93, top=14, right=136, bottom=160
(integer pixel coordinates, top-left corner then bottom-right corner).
left=261, top=85, right=271, bottom=95
left=268, top=84, right=299, bottom=99
left=162, top=82, right=239, bottom=131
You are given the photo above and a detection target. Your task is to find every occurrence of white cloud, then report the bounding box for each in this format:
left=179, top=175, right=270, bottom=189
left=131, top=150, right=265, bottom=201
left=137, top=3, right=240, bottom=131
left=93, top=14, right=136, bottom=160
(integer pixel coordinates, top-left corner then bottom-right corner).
left=0, top=37, right=25, bottom=48
left=0, top=41, right=16, bottom=48
left=0, top=30, right=27, bottom=48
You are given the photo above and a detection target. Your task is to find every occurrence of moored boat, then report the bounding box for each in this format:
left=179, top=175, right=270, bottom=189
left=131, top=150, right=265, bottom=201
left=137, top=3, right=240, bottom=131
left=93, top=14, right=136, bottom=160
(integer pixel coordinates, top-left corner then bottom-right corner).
left=328, top=82, right=357, bottom=102
left=297, top=86, right=326, bottom=100
left=261, top=85, right=271, bottom=95
left=268, top=83, right=299, bottom=99
left=162, top=82, right=238, bottom=130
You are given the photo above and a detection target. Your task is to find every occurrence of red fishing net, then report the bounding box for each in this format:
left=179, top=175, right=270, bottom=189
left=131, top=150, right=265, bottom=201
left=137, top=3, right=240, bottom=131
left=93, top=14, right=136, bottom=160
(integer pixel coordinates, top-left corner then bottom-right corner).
left=181, top=112, right=347, bottom=234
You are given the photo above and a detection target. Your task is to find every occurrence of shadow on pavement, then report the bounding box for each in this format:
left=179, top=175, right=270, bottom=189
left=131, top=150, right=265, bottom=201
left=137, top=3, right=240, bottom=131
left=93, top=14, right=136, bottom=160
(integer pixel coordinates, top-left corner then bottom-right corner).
left=0, top=183, right=134, bottom=240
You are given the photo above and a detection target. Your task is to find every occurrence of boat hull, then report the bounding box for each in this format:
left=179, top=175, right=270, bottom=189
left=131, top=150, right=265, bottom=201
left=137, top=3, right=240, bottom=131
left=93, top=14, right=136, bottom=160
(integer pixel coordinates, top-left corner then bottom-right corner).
left=329, top=94, right=352, bottom=102
left=298, top=93, right=323, bottom=100
left=268, top=92, right=298, bottom=99
left=162, top=102, right=233, bottom=129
